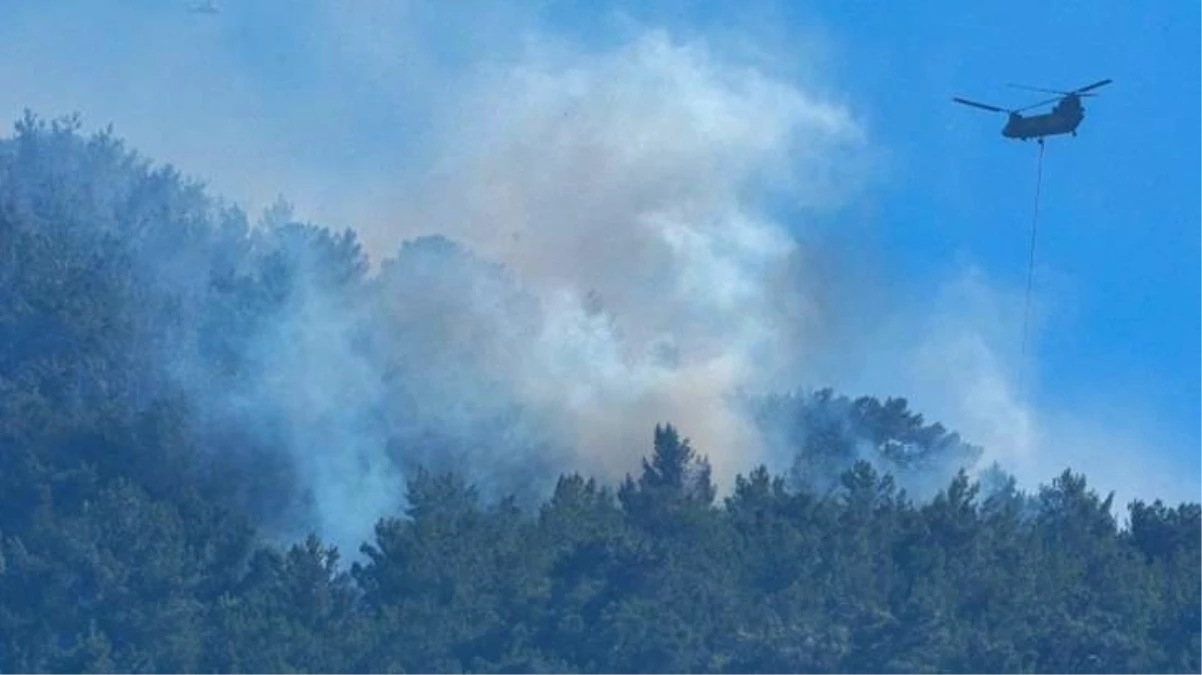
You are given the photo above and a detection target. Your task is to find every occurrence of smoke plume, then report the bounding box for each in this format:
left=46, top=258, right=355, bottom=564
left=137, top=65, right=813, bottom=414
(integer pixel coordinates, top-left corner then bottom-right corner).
left=390, top=30, right=867, bottom=485
left=2, top=2, right=1193, bottom=556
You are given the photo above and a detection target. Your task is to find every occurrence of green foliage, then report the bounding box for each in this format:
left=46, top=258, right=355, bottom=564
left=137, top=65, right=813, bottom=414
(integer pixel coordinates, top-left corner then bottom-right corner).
left=752, top=388, right=984, bottom=497
left=0, top=115, right=1197, bottom=673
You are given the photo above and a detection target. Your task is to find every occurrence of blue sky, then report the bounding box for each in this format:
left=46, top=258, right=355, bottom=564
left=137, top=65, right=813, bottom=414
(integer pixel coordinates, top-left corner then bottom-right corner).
left=594, top=0, right=1200, bottom=487
left=819, top=1, right=1202, bottom=479
left=1, top=0, right=1197, bottom=502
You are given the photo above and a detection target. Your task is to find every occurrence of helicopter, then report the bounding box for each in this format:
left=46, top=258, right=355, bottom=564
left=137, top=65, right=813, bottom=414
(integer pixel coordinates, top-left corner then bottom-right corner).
left=186, top=0, right=219, bottom=14
left=952, top=79, right=1112, bottom=142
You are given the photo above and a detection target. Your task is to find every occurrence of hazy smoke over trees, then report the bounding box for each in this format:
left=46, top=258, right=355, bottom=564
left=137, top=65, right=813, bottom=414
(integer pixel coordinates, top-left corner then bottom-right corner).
left=0, top=49, right=881, bottom=555
left=134, top=30, right=882, bottom=552
left=1, top=5, right=1191, bottom=556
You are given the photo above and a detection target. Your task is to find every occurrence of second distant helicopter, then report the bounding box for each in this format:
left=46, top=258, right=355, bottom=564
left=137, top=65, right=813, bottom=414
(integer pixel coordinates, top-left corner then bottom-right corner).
left=187, top=1, right=219, bottom=15
left=953, top=78, right=1112, bottom=143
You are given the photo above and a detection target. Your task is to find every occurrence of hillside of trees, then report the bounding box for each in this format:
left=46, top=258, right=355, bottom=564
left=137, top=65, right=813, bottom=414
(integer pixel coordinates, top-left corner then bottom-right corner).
left=0, top=113, right=1198, bottom=673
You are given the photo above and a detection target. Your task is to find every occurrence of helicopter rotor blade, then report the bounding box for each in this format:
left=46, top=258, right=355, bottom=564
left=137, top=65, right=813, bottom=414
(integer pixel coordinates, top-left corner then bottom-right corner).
left=1008, top=78, right=1112, bottom=97
left=1014, top=96, right=1063, bottom=113
left=1074, top=78, right=1112, bottom=94
left=1007, top=83, right=1066, bottom=96
left=952, top=97, right=1009, bottom=113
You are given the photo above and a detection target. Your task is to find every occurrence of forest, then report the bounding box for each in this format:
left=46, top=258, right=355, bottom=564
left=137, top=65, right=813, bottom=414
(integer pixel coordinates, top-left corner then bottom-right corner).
left=0, top=113, right=1198, bottom=673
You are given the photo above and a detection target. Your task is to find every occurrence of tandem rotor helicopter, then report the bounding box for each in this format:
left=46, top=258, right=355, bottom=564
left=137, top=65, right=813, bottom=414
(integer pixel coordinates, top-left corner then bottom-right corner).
left=952, top=78, right=1112, bottom=143
left=186, top=0, right=219, bottom=14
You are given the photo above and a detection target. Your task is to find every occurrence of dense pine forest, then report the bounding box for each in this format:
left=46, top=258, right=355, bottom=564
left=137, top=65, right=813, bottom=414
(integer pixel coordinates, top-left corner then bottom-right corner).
left=0, top=114, right=1198, bottom=673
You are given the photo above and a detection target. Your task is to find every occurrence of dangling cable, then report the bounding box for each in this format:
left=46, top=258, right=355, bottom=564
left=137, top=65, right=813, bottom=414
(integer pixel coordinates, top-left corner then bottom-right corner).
left=1018, top=139, right=1045, bottom=402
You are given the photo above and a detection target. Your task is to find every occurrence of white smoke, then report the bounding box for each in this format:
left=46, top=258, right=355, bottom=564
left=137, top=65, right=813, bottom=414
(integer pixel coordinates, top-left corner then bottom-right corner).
left=4, top=2, right=1192, bottom=557
left=844, top=265, right=1200, bottom=513
left=382, top=30, right=868, bottom=485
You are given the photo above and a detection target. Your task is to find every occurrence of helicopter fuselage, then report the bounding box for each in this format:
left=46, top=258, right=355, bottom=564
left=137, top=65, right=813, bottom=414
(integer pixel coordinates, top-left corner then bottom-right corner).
left=1002, top=95, right=1085, bottom=141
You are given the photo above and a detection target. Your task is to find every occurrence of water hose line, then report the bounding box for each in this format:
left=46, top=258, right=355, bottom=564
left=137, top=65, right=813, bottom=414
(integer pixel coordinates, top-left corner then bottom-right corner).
left=1019, top=139, right=1045, bottom=403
